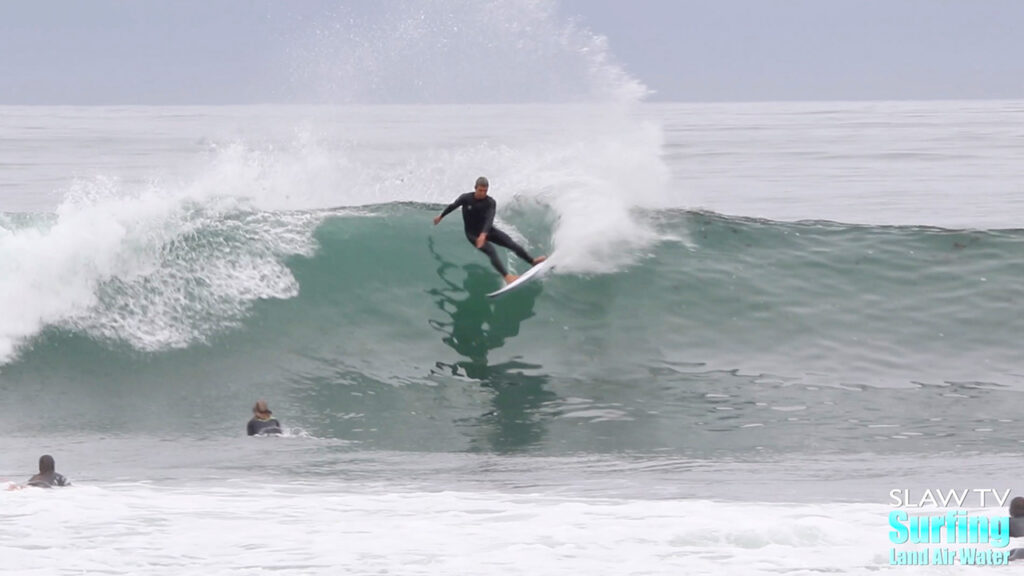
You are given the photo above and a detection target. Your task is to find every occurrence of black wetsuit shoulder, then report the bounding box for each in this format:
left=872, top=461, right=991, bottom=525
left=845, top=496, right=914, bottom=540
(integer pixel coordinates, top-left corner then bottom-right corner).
left=27, top=472, right=70, bottom=488
left=441, top=193, right=496, bottom=236
left=248, top=417, right=283, bottom=436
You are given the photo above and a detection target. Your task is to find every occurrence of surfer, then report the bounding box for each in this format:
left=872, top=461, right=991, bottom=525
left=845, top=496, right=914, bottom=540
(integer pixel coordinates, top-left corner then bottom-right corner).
left=247, top=399, right=283, bottom=436
left=1009, top=497, right=1024, bottom=561
left=27, top=455, right=71, bottom=488
left=433, top=176, right=546, bottom=284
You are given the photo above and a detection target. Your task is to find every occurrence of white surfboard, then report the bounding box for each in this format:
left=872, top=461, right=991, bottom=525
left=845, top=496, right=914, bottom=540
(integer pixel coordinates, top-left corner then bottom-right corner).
left=487, top=259, right=553, bottom=298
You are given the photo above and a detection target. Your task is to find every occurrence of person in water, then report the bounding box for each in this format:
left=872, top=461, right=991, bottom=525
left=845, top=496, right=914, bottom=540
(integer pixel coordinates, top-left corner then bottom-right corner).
left=1008, top=497, right=1024, bottom=561
left=27, top=454, right=71, bottom=488
left=247, top=399, right=283, bottom=436
left=434, top=176, right=546, bottom=284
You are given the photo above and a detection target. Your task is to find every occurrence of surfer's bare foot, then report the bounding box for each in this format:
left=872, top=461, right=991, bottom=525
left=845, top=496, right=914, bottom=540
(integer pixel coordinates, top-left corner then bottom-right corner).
left=532, top=255, right=547, bottom=265
left=504, top=274, right=519, bottom=284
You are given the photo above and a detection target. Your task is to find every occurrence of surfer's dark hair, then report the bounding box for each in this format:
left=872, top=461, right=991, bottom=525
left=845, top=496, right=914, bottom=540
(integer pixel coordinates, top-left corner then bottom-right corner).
left=1011, top=497, right=1024, bottom=517
left=475, top=176, right=489, bottom=188
left=39, top=454, right=55, bottom=473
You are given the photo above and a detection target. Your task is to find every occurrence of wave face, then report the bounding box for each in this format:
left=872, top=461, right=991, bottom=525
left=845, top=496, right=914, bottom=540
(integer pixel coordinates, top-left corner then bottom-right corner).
left=2, top=0, right=1021, bottom=453
left=4, top=203, right=1024, bottom=452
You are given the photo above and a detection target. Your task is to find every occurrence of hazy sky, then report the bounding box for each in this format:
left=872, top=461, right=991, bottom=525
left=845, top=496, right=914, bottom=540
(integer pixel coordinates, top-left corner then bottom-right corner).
left=1, top=0, right=1022, bottom=104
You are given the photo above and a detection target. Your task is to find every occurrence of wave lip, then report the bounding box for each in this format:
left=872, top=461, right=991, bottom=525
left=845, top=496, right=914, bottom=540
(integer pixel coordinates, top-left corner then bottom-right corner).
left=0, top=177, right=320, bottom=364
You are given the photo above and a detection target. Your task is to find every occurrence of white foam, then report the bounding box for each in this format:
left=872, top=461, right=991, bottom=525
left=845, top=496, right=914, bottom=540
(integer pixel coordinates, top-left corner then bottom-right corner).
left=198, top=108, right=672, bottom=274
left=495, top=114, right=672, bottom=273
left=287, top=0, right=648, bottom=105
left=0, top=485, right=899, bottom=575
left=280, top=0, right=673, bottom=272
left=0, top=174, right=319, bottom=363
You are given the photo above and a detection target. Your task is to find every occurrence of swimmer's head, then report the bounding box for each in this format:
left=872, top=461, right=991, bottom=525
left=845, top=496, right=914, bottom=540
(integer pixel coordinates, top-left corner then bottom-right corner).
left=474, top=176, right=489, bottom=199
left=1010, top=497, right=1024, bottom=517
left=38, top=454, right=55, bottom=474
left=253, top=399, right=272, bottom=416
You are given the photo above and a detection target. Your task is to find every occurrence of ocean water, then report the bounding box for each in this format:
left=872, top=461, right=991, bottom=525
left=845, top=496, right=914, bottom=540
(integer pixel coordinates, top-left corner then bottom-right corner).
left=2, top=99, right=1023, bottom=575
left=2, top=1, right=1024, bottom=568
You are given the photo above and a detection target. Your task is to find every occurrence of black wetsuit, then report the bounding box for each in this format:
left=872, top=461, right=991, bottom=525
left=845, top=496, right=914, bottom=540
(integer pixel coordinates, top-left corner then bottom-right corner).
left=1010, top=516, right=1024, bottom=538
left=247, top=417, right=282, bottom=436
left=1008, top=517, right=1024, bottom=561
left=27, top=472, right=70, bottom=488
left=439, top=192, right=534, bottom=276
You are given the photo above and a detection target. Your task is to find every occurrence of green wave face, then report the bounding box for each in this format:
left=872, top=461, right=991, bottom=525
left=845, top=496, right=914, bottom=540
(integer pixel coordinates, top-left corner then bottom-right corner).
left=3, top=205, right=1023, bottom=455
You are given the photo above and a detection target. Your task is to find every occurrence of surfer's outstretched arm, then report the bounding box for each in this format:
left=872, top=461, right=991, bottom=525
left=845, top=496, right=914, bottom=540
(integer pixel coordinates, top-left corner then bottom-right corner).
left=433, top=195, right=466, bottom=225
